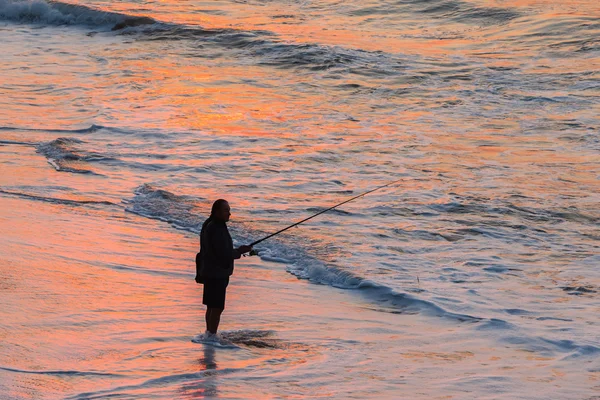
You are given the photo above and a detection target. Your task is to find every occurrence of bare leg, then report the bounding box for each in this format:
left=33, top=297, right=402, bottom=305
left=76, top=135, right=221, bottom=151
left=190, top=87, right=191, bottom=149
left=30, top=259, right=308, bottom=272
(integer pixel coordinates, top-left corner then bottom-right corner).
left=207, top=308, right=223, bottom=334
left=205, top=308, right=211, bottom=332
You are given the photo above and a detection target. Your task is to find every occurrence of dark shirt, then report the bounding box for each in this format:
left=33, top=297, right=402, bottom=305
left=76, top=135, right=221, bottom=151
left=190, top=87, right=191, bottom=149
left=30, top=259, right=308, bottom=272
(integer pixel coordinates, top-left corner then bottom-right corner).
left=197, top=219, right=241, bottom=280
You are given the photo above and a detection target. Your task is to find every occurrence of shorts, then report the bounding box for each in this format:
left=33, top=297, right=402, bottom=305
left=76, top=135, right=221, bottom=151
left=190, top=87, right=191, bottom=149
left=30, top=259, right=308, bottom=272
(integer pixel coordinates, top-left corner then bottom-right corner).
left=202, top=277, right=230, bottom=309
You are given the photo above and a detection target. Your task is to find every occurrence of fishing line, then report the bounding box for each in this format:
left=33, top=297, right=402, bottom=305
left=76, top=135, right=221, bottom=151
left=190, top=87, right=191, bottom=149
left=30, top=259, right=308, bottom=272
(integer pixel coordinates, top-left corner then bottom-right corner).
left=248, top=178, right=404, bottom=248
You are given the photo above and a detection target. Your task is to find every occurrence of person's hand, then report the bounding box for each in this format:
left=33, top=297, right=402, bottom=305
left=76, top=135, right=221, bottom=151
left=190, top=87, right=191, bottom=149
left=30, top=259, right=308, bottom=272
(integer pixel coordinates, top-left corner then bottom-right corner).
left=238, top=245, right=252, bottom=254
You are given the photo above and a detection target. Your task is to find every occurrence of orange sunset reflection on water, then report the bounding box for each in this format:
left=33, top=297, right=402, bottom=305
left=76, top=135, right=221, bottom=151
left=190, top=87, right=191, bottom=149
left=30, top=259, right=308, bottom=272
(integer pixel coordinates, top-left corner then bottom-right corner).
left=0, top=0, right=599, bottom=398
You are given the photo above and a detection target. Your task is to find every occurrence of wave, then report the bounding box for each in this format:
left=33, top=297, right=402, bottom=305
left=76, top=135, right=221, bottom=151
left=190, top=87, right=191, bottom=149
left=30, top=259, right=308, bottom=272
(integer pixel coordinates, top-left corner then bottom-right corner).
left=120, top=183, right=600, bottom=354
left=2, top=0, right=595, bottom=78
left=0, top=365, right=122, bottom=376
left=73, top=183, right=599, bottom=358
left=0, top=0, right=405, bottom=75
left=5, top=0, right=592, bottom=79
left=123, top=23, right=406, bottom=76
left=469, top=319, right=600, bottom=360
left=499, top=335, right=600, bottom=360
left=36, top=137, right=115, bottom=174
left=0, top=139, right=36, bottom=146
left=419, top=0, right=520, bottom=25
left=0, top=124, right=166, bottom=138
left=0, top=0, right=155, bottom=29
left=125, top=184, right=481, bottom=323
left=124, top=184, right=205, bottom=230
left=5, top=132, right=189, bottom=176
left=490, top=15, right=600, bottom=53
left=428, top=200, right=600, bottom=225
left=65, top=369, right=240, bottom=400
left=0, top=188, right=116, bottom=207
left=3, top=129, right=156, bottom=176
left=0, top=124, right=104, bottom=133
left=348, top=0, right=520, bottom=26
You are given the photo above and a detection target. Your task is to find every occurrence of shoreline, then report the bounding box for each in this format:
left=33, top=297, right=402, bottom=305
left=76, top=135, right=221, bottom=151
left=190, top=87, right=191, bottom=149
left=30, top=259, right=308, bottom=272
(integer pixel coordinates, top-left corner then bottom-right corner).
left=0, top=149, right=597, bottom=398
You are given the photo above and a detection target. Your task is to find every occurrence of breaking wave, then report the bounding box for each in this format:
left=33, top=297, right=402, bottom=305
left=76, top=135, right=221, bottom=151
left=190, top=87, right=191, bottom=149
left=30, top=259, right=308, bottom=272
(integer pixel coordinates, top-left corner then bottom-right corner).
left=125, top=184, right=481, bottom=322
left=0, top=0, right=154, bottom=29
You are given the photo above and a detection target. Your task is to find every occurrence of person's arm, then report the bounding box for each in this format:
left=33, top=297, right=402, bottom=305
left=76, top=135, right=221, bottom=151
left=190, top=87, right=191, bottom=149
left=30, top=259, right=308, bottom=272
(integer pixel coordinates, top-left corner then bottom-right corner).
left=234, top=245, right=252, bottom=259
left=233, top=248, right=242, bottom=260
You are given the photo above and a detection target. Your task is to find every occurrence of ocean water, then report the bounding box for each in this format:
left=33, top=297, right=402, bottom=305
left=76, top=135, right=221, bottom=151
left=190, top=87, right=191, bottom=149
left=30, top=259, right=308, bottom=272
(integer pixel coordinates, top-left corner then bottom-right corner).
left=0, top=0, right=599, bottom=398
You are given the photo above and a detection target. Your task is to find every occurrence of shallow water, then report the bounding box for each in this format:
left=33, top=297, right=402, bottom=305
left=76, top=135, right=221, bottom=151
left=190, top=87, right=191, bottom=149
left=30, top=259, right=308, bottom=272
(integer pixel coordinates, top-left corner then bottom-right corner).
left=0, top=0, right=599, bottom=398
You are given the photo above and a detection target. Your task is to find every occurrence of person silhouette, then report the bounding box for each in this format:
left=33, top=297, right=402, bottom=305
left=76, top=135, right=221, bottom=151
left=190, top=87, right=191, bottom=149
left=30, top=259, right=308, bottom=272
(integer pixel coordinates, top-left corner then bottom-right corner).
left=193, top=199, right=251, bottom=343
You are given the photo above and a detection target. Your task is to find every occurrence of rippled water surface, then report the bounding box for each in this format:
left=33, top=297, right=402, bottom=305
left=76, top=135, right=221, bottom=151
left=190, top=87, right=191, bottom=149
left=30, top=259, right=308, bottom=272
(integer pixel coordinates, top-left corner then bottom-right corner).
left=0, top=0, right=599, bottom=398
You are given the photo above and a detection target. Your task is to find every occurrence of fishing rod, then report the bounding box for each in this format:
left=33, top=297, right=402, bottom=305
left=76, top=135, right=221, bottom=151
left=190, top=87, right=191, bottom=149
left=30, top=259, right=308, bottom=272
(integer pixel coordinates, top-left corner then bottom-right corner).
left=248, top=178, right=403, bottom=248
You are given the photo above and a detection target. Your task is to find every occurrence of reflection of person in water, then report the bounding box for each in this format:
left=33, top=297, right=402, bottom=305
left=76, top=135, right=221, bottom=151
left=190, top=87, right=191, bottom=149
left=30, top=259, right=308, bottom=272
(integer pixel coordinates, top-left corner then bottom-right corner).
left=193, top=199, right=252, bottom=343
left=201, top=345, right=217, bottom=370
left=178, top=346, right=218, bottom=397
